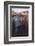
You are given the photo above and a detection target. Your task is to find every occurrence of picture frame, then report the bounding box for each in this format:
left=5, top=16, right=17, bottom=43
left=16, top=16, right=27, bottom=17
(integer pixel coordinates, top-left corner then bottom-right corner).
left=4, top=1, right=34, bottom=44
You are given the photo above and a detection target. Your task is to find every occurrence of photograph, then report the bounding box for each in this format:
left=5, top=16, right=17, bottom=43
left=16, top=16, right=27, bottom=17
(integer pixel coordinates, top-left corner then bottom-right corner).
left=10, top=8, right=28, bottom=37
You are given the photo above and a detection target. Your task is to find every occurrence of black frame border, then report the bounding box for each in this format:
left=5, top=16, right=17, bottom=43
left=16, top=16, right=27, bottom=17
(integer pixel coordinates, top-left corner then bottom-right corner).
left=4, top=1, right=34, bottom=44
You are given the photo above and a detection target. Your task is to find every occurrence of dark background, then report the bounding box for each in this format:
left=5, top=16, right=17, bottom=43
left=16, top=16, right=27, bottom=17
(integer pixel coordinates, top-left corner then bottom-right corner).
left=10, top=15, right=28, bottom=37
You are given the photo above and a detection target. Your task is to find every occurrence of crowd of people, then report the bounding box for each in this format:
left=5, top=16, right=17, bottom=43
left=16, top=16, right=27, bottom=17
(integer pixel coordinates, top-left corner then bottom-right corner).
left=10, top=11, right=28, bottom=37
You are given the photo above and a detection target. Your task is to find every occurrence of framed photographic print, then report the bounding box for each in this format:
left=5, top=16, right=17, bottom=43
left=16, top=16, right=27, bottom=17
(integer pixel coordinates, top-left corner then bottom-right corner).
left=4, top=1, right=34, bottom=44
